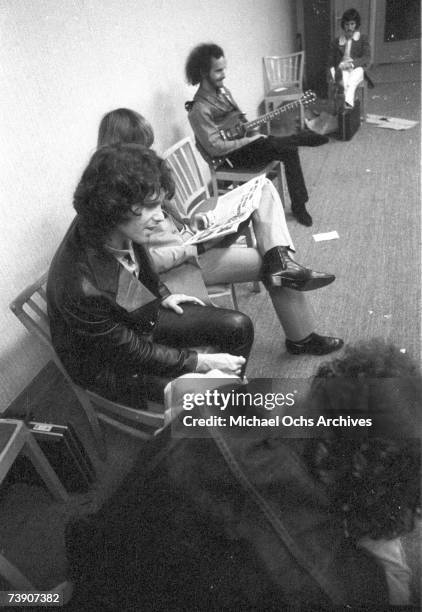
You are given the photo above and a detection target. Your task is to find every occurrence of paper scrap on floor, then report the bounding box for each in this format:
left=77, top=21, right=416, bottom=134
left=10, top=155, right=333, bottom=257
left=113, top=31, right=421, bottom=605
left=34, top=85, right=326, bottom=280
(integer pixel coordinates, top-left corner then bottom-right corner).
left=366, top=114, right=418, bottom=130
left=313, top=231, right=339, bottom=242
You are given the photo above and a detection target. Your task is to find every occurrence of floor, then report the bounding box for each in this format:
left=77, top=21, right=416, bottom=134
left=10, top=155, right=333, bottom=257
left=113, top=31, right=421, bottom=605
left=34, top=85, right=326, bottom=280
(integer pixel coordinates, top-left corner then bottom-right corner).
left=242, top=63, right=421, bottom=379
left=1, top=62, right=421, bottom=606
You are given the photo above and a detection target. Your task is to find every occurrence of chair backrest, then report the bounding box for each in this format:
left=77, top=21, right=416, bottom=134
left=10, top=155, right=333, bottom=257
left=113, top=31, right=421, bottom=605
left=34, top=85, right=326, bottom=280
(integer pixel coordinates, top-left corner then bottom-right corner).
left=10, top=272, right=53, bottom=354
left=10, top=273, right=164, bottom=442
left=263, top=51, right=304, bottom=93
left=162, top=137, right=210, bottom=217
left=10, top=272, right=101, bottom=395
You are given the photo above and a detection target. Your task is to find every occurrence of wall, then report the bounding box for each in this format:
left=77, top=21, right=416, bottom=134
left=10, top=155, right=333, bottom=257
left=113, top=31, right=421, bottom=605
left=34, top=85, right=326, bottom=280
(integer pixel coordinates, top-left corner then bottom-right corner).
left=0, top=0, right=296, bottom=411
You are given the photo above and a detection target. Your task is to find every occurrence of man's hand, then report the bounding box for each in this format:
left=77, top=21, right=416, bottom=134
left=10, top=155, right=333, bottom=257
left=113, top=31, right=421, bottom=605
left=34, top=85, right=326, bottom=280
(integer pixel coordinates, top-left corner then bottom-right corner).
left=190, top=211, right=216, bottom=231
left=161, top=294, right=205, bottom=314
left=339, top=59, right=354, bottom=71
left=196, top=353, right=246, bottom=375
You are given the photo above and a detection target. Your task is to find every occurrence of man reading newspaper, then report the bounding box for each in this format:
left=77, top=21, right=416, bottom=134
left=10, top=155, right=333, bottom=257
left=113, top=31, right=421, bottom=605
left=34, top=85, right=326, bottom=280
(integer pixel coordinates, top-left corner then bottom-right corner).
left=145, top=177, right=344, bottom=357
left=184, top=175, right=266, bottom=244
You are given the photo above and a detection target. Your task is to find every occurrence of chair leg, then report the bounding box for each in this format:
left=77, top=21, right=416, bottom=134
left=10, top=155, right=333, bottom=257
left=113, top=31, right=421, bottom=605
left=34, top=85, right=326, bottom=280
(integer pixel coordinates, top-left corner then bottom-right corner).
left=210, top=168, right=219, bottom=198
left=265, top=100, right=271, bottom=135
left=361, top=85, right=366, bottom=121
left=22, top=433, right=69, bottom=502
left=97, top=413, right=153, bottom=440
left=72, top=385, right=107, bottom=460
left=0, top=553, right=36, bottom=590
left=245, top=228, right=261, bottom=293
left=230, top=284, right=238, bottom=310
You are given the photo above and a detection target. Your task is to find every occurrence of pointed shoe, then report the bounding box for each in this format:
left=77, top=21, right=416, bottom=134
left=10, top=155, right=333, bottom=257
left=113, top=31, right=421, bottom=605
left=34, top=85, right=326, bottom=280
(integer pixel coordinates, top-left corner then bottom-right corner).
left=285, top=333, right=344, bottom=355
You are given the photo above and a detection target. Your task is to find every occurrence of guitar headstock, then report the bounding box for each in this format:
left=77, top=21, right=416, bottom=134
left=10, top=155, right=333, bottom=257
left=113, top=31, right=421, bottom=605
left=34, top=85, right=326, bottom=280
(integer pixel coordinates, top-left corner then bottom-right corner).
left=300, top=90, right=317, bottom=106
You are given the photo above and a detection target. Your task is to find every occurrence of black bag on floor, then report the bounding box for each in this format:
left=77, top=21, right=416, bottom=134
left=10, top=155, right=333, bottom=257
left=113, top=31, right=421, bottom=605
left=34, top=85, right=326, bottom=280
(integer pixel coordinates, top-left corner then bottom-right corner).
left=338, top=100, right=361, bottom=141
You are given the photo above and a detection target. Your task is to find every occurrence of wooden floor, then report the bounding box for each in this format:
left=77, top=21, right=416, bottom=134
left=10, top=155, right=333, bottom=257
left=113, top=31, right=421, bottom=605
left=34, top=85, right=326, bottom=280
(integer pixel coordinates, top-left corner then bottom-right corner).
left=1, top=63, right=421, bottom=601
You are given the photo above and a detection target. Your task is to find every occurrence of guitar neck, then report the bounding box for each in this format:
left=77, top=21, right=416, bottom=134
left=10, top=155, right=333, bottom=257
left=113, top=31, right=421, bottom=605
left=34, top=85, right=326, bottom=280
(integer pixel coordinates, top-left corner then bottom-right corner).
left=244, top=99, right=302, bottom=131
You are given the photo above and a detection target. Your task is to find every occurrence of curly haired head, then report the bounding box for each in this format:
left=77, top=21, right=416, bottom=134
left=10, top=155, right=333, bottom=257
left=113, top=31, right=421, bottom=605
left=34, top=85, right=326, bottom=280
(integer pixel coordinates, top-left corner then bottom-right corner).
left=185, top=43, right=224, bottom=85
left=316, top=338, right=418, bottom=379
left=73, top=144, right=174, bottom=245
left=97, top=108, right=154, bottom=149
left=305, top=339, right=421, bottom=540
left=341, top=8, right=361, bottom=30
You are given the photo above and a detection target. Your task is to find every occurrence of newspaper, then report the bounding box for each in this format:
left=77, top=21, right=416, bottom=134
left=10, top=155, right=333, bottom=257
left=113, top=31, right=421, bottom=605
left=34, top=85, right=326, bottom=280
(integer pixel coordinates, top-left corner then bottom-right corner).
left=183, top=175, right=266, bottom=245
left=366, top=114, right=419, bottom=131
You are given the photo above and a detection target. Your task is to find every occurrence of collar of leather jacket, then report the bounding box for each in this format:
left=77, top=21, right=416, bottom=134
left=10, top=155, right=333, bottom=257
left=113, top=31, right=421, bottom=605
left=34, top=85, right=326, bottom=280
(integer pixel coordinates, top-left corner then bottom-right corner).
left=53, top=217, right=164, bottom=308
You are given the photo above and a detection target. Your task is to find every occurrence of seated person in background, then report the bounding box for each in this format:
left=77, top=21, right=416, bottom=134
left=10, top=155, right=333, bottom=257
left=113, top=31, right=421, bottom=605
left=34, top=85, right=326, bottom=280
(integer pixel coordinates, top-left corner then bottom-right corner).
left=65, top=340, right=420, bottom=610
left=97, top=108, right=343, bottom=357
left=47, top=144, right=253, bottom=407
left=185, top=43, right=328, bottom=227
left=328, top=8, right=372, bottom=109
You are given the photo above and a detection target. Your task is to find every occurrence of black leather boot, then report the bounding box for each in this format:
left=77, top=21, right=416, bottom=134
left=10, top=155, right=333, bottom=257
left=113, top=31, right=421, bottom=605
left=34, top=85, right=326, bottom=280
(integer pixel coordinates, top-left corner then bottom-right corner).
left=262, top=247, right=335, bottom=291
left=285, top=332, right=344, bottom=355
left=291, top=203, right=312, bottom=227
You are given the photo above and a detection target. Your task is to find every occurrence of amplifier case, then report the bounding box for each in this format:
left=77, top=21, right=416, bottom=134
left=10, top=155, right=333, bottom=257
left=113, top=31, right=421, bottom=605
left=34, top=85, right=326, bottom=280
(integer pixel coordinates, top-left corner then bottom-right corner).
left=338, top=100, right=361, bottom=141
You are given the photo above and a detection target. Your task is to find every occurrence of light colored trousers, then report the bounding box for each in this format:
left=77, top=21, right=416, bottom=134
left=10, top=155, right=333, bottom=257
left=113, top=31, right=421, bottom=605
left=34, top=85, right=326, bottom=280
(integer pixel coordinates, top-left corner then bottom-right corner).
left=198, top=181, right=314, bottom=340
left=331, top=66, right=364, bottom=107
left=149, top=180, right=315, bottom=341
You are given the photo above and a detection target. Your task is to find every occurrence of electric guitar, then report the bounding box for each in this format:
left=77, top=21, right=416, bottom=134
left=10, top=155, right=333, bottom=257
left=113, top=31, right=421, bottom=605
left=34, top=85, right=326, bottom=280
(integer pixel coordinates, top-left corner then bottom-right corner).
left=218, top=90, right=316, bottom=141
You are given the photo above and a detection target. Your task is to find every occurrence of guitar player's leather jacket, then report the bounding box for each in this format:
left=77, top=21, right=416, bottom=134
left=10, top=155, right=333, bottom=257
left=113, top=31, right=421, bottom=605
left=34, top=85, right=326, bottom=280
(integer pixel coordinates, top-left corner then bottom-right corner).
left=47, top=217, right=198, bottom=401
left=188, top=85, right=262, bottom=159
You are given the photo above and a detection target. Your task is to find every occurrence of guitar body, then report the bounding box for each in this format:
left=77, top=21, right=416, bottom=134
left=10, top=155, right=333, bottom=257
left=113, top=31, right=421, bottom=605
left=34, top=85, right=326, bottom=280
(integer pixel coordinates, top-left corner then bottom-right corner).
left=218, top=111, right=252, bottom=141
left=218, top=91, right=316, bottom=141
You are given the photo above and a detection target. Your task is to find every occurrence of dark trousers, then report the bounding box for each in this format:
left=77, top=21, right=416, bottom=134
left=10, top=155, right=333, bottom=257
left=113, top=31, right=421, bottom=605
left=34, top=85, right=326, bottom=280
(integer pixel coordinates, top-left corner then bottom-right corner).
left=91, top=304, right=253, bottom=409
left=225, top=136, right=308, bottom=208
left=145, top=303, right=254, bottom=403
left=153, top=303, right=253, bottom=359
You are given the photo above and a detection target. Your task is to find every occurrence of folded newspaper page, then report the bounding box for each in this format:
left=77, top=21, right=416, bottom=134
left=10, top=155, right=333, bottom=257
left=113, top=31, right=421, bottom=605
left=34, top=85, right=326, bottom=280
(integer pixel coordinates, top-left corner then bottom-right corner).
left=184, top=175, right=266, bottom=245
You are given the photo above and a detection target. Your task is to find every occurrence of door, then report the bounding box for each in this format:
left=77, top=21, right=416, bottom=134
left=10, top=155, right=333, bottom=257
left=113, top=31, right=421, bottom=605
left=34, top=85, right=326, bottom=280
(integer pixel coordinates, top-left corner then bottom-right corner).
left=301, top=0, right=332, bottom=97
left=373, top=0, right=420, bottom=63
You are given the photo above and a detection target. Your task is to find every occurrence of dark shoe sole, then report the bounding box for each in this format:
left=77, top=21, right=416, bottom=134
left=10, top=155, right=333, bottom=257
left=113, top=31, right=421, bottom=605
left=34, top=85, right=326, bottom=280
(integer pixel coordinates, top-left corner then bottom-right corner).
left=265, top=274, right=335, bottom=291
left=286, top=337, right=344, bottom=356
left=291, top=132, right=330, bottom=147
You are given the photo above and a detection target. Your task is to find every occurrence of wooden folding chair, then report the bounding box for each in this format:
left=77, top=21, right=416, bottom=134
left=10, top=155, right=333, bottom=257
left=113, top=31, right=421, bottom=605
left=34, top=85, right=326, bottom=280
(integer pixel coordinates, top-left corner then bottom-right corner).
left=263, top=52, right=305, bottom=130
left=10, top=274, right=165, bottom=461
left=163, top=137, right=244, bottom=304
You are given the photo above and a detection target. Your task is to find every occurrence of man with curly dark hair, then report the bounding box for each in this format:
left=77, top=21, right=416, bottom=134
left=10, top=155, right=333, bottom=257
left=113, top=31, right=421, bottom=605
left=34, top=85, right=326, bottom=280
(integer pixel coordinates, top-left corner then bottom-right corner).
left=185, top=43, right=328, bottom=227
left=47, top=143, right=254, bottom=407
left=95, top=107, right=343, bottom=357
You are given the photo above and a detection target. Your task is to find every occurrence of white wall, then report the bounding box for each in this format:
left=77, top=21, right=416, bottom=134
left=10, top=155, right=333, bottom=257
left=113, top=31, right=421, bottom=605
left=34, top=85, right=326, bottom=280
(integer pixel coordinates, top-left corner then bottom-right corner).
left=0, top=0, right=296, bottom=411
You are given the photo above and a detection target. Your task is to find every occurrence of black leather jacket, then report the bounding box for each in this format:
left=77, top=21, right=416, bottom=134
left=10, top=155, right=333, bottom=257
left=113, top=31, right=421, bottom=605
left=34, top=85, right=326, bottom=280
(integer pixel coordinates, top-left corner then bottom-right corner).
left=47, top=217, right=197, bottom=398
